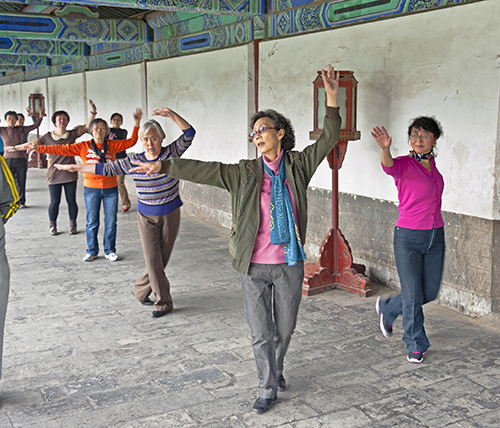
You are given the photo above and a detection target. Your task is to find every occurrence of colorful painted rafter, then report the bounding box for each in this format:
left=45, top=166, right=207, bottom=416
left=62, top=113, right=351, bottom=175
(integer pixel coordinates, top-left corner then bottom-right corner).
left=0, top=0, right=479, bottom=85
left=4, top=0, right=265, bottom=15
left=268, top=0, right=472, bottom=38
left=0, top=38, right=87, bottom=57
left=0, top=12, right=148, bottom=43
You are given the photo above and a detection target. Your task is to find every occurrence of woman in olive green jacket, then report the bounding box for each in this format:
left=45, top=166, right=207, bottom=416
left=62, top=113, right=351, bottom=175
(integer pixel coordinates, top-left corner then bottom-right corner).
left=131, top=65, right=341, bottom=414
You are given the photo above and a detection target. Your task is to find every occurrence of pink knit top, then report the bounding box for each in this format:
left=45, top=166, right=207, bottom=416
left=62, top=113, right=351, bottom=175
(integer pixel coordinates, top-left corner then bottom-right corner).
left=251, top=150, right=301, bottom=264
left=382, top=155, right=444, bottom=230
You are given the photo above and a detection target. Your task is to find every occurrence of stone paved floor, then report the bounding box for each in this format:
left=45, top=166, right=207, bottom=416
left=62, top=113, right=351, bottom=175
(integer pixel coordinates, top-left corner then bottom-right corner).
left=1, top=169, right=500, bottom=427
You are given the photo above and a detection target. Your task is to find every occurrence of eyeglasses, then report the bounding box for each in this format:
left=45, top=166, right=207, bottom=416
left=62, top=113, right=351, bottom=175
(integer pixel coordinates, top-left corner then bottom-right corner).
left=409, top=134, right=432, bottom=141
left=249, top=126, right=276, bottom=139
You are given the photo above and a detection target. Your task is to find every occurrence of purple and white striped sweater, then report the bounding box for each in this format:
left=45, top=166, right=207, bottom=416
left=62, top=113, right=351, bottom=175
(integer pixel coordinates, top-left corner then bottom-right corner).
left=96, top=126, right=195, bottom=216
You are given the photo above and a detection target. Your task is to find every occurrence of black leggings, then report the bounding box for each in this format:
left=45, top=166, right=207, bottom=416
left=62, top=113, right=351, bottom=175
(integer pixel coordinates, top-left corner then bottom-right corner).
left=48, top=181, right=78, bottom=222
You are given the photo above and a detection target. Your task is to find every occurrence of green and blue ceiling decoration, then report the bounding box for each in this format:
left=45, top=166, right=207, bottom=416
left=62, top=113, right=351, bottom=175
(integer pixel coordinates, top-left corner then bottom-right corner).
left=0, top=0, right=475, bottom=85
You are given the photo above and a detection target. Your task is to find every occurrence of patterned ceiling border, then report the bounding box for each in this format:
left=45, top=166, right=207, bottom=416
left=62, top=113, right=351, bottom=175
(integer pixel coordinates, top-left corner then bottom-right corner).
left=0, top=38, right=88, bottom=56
left=3, top=0, right=265, bottom=16
left=268, top=0, right=472, bottom=38
left=0, top=0, right=479, bottom=85
left=0, top=12, right=149, bottom=43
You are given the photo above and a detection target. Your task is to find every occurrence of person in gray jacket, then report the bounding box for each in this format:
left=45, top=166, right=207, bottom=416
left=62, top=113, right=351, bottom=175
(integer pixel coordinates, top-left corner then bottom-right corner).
left=131, top=65, right=341, bottom=413
left=0, top=155, right=19, bottom=379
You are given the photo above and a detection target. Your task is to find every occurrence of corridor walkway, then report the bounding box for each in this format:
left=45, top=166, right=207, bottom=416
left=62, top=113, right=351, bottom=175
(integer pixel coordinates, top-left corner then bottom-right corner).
left=0, top=169, right=499, bottom=427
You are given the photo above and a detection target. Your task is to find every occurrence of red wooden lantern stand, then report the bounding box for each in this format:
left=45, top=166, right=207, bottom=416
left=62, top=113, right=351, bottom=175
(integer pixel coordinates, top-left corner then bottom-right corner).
left=303, top=71, right=371, bottom=297
left=27, top=93, right=47, bottom=168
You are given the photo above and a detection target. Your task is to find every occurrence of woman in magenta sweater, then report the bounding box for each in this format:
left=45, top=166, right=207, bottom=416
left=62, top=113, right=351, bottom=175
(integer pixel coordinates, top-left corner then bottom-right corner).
left=372, top=117, right=445, bottom=364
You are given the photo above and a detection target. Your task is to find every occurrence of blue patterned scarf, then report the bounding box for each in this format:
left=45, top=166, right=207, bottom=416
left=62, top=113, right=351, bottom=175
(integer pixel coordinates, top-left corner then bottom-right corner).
left=263, top=156, right=306, bottom=266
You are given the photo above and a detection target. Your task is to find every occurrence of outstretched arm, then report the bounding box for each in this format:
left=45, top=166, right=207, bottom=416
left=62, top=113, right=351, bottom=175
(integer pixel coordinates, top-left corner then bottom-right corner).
left=4, top=137, right=42, bottom=153
left=54, top=163, right=96, bottom=174
left=371, top=126, right=394, bottom=168
left=152, top=108, right=192, bottom=131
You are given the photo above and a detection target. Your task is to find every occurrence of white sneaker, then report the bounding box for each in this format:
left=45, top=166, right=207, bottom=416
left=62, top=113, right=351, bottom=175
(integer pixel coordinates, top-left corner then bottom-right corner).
left=105, top=253, right=119, bottom=262
left=83, top=253, right=96, bottom=262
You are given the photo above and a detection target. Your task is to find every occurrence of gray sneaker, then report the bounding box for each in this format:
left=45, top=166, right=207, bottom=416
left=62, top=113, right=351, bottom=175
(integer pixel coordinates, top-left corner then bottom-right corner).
left=83, top=253, right=96, bottom=262
left=407, top=351, right=424, bottom=363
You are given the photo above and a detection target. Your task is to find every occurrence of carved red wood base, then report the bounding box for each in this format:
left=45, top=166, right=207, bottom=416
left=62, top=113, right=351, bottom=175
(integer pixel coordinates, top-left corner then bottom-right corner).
left=303, top=228, right=371, bottom=297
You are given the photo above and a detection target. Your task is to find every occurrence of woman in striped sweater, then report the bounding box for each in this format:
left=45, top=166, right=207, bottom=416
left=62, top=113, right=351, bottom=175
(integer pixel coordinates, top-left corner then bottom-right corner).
left=56, top=108, right=195, bottom=318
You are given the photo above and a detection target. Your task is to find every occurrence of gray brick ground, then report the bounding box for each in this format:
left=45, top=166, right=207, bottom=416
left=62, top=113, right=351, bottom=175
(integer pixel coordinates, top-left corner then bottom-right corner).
left=1, top=169, right=500, bottom=427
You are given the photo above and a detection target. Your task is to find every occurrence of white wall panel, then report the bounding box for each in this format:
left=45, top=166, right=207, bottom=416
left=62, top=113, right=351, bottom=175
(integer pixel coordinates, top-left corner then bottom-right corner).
left=259, top=0, right=500, bottom=219
left=147, top=46, right=249, bottom=164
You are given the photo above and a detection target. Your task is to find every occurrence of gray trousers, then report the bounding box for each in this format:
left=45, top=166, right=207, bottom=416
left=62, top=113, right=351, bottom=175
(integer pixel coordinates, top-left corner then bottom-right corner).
left=241, top=261, right=304, bottom=399
left=0, top=235, right=10, bottom=379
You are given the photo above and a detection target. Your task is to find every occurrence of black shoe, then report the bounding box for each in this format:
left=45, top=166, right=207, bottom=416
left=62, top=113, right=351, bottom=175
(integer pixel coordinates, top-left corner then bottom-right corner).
left=252, top=396, right=277, bottom=413
left=151, top=310, right=169, bottom=318
left=131, top=291, right=154, bottom=306
left=277, top=375, right=286, bottom=391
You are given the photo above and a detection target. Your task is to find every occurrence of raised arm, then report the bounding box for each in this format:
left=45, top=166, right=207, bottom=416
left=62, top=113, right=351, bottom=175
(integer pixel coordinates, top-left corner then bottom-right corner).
left=152, top=108, right=192, bottom=131
left=321, top=64, right=339, bottom=108
left=83, top=99, right=98, bottom=131
left=21, top=106, right=44, bottom=133
left=133, top=108, right=143, bottom=128
left=371, top=126, right=394, bottom=168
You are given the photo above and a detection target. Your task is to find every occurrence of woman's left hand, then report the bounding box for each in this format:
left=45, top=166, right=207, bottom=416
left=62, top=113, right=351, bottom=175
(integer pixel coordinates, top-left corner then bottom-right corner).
left=132, top=108, right=143, bottom=128
left=152, top=107, right=175, bottom=119
left=321, top=65, right=340, bottom=96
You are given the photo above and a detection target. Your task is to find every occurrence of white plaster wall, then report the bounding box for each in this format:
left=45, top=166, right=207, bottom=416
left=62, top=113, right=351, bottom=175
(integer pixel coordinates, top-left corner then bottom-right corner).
left=147, top=46, right=249, bottom=164
left=46, top=73, right=87, bottom=138
left=259, top=0, right=500, bottom=220
left=86, top=65, right=143, bottom=150
left=0, top=83, right=23, bottom=121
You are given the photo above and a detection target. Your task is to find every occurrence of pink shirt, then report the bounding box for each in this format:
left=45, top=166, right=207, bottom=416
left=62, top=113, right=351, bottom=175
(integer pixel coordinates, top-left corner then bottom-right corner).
left=251, top=150, right=300, bottom=264
left=382, top=155, right=444, bottom=230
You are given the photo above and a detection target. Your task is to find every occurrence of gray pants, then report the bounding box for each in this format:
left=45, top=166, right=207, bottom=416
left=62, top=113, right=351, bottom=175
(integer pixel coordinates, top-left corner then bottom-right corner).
left=0, top=234, right=10, bottom=379
left=241, top=261, right=304, bottom=399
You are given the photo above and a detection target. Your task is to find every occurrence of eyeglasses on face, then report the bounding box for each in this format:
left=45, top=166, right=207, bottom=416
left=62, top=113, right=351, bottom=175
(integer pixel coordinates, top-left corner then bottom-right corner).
left=409, top=134, right=432, bottom=141
left=249, top=125, right=277, bottom=139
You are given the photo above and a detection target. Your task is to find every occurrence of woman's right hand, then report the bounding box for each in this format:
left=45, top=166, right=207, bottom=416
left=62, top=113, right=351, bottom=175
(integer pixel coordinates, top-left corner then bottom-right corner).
left=371, top=126, right=392, bottom=150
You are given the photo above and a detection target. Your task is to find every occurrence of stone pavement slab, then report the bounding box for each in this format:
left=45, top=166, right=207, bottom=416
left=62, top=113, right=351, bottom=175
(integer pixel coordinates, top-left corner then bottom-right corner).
left=0, top=169, right=500, bottom=427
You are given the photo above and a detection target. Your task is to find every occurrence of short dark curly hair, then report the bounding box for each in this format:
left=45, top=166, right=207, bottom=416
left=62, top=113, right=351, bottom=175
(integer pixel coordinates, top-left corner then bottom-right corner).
left=250, top=109, right=295, bottom=152
left=408, top=116, right=443, bottom=140
left=52, top=110, right=70, bottom=125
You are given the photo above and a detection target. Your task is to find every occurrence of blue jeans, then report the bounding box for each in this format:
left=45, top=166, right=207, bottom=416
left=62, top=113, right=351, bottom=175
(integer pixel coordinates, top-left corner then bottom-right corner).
left=379, top=227, right=445, bottom=354
left=84, top=186, right=118, bottom=256
left=240, top=261, right=304, bottom=399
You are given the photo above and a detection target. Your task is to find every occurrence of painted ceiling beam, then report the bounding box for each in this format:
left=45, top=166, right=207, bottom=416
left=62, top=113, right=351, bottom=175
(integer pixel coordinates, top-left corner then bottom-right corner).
left=3, top=0, right=264, bottom=16
left=0, top=37, right=88, bottom=56
left=0, top=12, right=149, bottom=43
left=149, top=12, right=246, bottom=41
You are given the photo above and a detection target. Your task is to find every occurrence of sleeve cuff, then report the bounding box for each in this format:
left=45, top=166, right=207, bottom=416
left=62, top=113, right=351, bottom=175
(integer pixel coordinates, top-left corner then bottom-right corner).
left=95, top=164, right=104, bottom=175
left=159, top=160, right=171, bottom=175
left=326, top=106, right=340, bottom=119
left=183, top=126, right=195, bottom=139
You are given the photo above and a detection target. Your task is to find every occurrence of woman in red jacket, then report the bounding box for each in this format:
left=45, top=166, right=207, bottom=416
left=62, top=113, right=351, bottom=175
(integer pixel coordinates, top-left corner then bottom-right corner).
left=25, top=108, right=142, bottom=262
